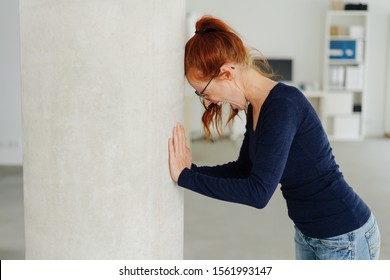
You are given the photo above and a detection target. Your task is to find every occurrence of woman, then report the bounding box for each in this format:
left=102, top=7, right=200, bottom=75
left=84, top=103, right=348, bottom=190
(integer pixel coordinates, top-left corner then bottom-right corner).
left=168, top=15, right=380, bottom=260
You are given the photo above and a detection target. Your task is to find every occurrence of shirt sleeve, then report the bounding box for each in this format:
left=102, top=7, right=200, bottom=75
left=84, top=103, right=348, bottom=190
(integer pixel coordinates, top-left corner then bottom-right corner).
left=177, top=97, right=301, bottom=209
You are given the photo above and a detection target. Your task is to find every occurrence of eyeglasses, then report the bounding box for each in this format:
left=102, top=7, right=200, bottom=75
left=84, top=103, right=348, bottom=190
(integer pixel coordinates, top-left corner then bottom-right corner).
left=194, top=68, right=221, bottom=102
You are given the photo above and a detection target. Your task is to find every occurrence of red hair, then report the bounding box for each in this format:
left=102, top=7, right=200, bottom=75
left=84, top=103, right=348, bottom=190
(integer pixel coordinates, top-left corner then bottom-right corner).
left=185, top=15, right=272, bottom=139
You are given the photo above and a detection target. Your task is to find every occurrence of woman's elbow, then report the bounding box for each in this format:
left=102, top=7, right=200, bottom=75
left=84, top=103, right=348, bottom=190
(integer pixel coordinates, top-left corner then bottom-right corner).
left=253, top=199, right=269, bottom=209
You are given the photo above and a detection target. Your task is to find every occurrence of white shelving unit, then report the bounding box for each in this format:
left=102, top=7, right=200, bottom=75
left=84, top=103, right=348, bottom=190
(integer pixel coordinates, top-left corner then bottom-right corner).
left=322, top=10, right=368, bottom=140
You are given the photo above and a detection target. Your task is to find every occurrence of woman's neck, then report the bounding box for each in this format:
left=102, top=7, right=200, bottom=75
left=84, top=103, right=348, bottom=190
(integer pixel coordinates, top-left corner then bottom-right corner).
left=243, top=68, right=277, bottom=112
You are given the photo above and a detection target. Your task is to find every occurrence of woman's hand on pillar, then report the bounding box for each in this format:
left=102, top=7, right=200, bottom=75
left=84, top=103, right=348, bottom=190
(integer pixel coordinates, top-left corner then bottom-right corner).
left=168, top=123, right=192, bottom=183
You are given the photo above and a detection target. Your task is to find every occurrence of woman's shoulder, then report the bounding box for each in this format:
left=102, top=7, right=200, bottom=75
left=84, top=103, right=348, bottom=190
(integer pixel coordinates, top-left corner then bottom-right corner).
left=268, top=83, right=309, bottom=107
left=272, top=83, right=304, bottom=98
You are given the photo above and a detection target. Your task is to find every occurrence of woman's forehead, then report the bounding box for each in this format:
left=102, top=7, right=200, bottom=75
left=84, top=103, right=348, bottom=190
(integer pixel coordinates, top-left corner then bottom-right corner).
left=186, top=76, right=203, bottom=90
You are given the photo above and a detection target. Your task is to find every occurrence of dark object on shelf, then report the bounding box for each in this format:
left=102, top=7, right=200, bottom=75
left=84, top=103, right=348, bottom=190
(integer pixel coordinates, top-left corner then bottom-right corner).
left=353, top=104, right=362, bottom=112
left=344, top=3, right=368, bottom=11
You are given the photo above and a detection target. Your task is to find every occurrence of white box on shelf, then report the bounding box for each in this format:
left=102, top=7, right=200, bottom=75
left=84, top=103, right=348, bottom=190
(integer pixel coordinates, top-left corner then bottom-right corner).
left=324, top=92, right=353, bottom=115
left=349, top=25, right=365, bottom=38
left=333, top=114, right=361, bottom=138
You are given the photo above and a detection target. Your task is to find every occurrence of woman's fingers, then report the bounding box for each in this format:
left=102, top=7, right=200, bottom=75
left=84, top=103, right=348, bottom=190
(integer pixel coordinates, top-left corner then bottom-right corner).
left=181, top=124, right=188, bottom=150
left=178, top=123, right=186, bottom=153
left=168, top=137, right=179, bottom=182
left=168, top=123, right=192, bottom=182
left=177, top=124, right=182, bottom=152
left=172, top=123, right=186, bottom=155
left=171, top=123, right=189, bottom=157
left=173, top=125, right=179, bottom=155
left=168, top=137, right=175, bottom=159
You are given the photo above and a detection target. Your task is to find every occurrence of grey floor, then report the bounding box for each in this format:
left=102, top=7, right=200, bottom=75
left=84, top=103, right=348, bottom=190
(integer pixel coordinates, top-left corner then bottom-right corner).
left=0, top=138, right=389, bottom=260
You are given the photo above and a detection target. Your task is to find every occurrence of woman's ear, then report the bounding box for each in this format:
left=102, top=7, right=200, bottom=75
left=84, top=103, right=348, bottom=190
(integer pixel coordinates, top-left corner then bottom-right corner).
left=219, top=64, right=235, bottom=80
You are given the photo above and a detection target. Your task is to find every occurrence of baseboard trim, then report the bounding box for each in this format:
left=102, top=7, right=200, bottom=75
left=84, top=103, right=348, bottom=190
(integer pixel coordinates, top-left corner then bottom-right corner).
left=0, top=147, right=23, bottom=165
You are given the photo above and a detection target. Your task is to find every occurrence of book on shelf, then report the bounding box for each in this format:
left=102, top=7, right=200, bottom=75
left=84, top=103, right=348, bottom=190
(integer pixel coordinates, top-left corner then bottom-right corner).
left=345, top=65, right=364, bottom=90
left=327, top=65, right=364, bottom=91
left=329, top=40, right=364, bottom=61
left=328, top=65, right=345, bottom=89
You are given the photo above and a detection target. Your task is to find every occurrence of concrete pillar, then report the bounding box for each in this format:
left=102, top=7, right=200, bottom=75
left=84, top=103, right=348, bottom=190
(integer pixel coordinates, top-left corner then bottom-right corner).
left=385, top=15, right=390, bottom=137
left=20, top=0, right=185, bottom=259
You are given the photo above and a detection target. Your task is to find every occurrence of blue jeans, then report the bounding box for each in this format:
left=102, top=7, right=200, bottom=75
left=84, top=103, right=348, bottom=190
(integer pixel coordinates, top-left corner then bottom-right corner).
left=294, top=214, right=380, bottom=260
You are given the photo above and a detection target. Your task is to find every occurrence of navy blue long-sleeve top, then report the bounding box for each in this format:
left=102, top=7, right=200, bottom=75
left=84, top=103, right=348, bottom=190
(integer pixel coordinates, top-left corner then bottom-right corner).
left=178, top=82, right=371, bottom=238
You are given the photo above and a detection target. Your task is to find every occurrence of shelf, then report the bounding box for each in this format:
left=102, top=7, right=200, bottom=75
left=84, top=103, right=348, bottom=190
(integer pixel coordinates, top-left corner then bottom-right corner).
left=327, top=59, right=363, bottom=65
left=329, top=35, right=365, bottom=41
left=328, top=135, right=364, bottom=141
left=325, top=112, right=362, bottom=117
left=327, top=10, right=368, bottom=17
left=326, top=87, right=363, bottom=92
left=302, top=90, right=325, bottom=98
left=326, top=89, right=363, bottom=93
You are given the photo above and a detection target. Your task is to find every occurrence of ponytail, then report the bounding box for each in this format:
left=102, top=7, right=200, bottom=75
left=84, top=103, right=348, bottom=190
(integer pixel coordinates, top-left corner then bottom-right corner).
left=185, top=16, right=249, bottom=79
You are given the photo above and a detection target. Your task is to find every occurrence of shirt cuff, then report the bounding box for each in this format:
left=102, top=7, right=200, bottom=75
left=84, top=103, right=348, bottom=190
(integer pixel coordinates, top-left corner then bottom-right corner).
left=177, top=167, right=193, bottom=187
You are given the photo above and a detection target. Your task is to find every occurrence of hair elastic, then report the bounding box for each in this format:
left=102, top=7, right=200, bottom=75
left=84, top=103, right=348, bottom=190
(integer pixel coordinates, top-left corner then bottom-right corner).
left=195, top=28, right=221, bottom=34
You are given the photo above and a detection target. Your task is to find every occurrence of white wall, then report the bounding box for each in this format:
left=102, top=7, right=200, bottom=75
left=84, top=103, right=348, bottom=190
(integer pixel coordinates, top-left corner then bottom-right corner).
left=186, top=0, right=390, bottom=138
left=0, top=0, right=23, bottom=165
